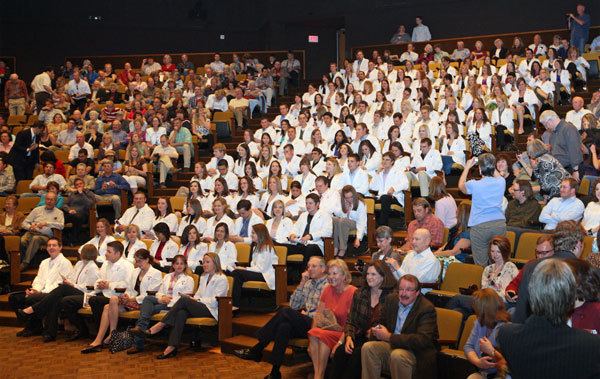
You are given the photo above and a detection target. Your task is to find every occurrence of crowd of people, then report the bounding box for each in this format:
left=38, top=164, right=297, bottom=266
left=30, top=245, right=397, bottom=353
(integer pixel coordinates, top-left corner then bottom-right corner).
left=1, top=8, right=600, bottom=378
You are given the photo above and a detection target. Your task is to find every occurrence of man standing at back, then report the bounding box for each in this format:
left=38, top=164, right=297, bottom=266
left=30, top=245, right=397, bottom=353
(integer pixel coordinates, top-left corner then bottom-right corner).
left=540, top=110, right=582, bottom=181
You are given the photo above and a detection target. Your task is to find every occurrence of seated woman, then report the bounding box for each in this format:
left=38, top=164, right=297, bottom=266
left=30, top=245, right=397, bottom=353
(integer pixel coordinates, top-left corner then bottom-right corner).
left=202, top=197, right=235, bottom=243
left=18, top=244, right=100, bottom=341
left=37, top=181, right=64, bottom=209
left=266, top=200, right=295, bottom=245
left=149, top=222, right=180, bottom=272
left=332, top=185, right=367, bottom=258
left=436, top=201, right=472, bottom=262
left=123, top=224, right=148, bottom=262
left=358, top=140, right=382, bottom=177
left=208, top=178, right=231, bottom=215
left=293, top=157, right=317, bottom=193
left=567, top=259, right=600, bottom=331
left=79, top=218, right=116, bottom=263
left=231, top=224, right=278, bottom=308
left=245, top=161, right=264, bottom=192
left=439, top=122, right=466, bottom=174
left=307, top=259, right=357, bottom=379
left=257, top=176, right=286, bottom=220
left=581, top=178, right=600, bottom=236
left=177, top=199, right=207, bottom=237
left=428, top=176, right=457, bottom=231
left=181, top=180, right=212, bottom=216
left=325, top=157, right=344, bottom=192
left=121, top=145, right=147, bottom=194
left=268, top=160, right=288, bottom=191
left=150, top=197, right=178, bottom=236
left=464, top=288, right=511, bottom=379
left=330, top=260, right=396, bottom=379
left=81, top=248, right=163, bottom=354
left=208, top=222, right=237, bottom=274
left=229, top=176, right=259, bottom=214
left=0, top=196, right=25, bottom=263
left=178, top=225, right=207, bottom=273
left=131, top=253, right=228, bottom=359
left=128, top=253, right=194, bottom=355
left=448, top=236, right=519, bottom=318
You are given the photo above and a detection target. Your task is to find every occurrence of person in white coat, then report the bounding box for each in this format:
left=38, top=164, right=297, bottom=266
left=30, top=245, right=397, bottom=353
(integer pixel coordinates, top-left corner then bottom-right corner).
left=407, top=138, right=443, bottom=197
left=294, top=157, right=318, bottom=193
left=149, top=222, right=180, bottom=271
left=79, top=218, right=116, bottom=263
left=11, top=237, right=73, bottom=338
left=19, top=243, right=100, bottom=341
left=358, top=139, right=383, bottom=177
left=352, top=50, right=369, bottom=75
left=115, top=192, right=155, bottom=236
left=202, top=197, right=235, bottom=242
left=127, top=253, right=194, bottom=354
left=178, top=225, right=208, bottom=273
left=339, top=153, right=370, bottom=196
left=208, top=222, right=237, bottom=274
left=283, top=193, right=333, bottom=266
left=257, top=176, right=287, bottom=219
left=132, top=253, right=228, bottom=359
left=176, top=199, right=207, bottom=238
left=491, top=95, right=515, bottom=151
left=439, top=122, right=466, bottom=170
left=231, top=224, right=278, bottom=307
left=150, top=197, right=179, bottom=236
left=369, top=152, right=410, bottom=225
left=81, top=241, right=135, bottom=353
left=332, top=186, right=367, bottom=257
left=509, top=78, right=540, bottom=134
left=266, top=200, right=295, bottom=244
left=230, top=199, right=264, bottom=244
left=123, top=224, right=149, bottom=262
left=285, top=181, right=307, bottom=218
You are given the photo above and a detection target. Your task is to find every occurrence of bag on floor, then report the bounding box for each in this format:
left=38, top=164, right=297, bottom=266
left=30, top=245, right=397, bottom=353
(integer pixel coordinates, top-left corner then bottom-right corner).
left=108, top=329, right=133, bottom=353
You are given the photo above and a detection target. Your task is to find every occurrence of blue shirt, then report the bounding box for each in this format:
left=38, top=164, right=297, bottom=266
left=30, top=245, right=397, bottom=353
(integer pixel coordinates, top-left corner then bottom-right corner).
left=465, top=176, right=506, bottom=227
left=571, top=13, right=591, bottom=39
left=464, top=320, right=505, bottom=375
left=394, top=302, right=414, bottom=334
left=94, top=173, right=130, bottom=195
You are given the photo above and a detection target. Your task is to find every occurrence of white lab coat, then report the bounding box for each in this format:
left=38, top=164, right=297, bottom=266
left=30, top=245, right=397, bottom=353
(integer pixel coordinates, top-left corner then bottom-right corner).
left=232, top=213, right=264, bottom=244
left=193, top=272, right=229, bottom=320
left=178, top=242, right=209, bottom=271
left=266, top=217, right=295, bottom=244
left=208, top=241, right=237, bottom=272
left=369, top=168, right=409, bottom=205
left=67, top=260, right=100, bottom=292
left=96, top=257, right=135, bottom=297
left=293, top=209, right=333, bottom=253
left=79, top=235, right=116, bottom=263
left=245, top=247, right=278, bottom=290
left=31, top=254, right=73, bottom=293
left=150, top=239, right=180, bottom=267
left=126, top=266, right=163, bottom=303
left=157, top=272, right=195, bottom=307
left=333, top=201, right=368, bottom=239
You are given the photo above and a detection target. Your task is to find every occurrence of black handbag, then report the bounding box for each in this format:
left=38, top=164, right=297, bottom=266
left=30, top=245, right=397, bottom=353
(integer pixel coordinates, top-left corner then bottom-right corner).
left=108, top=328, right=134, bottom=353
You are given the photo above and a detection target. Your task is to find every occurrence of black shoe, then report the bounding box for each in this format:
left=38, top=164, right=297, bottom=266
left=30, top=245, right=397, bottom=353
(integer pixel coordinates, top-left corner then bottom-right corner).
left=264, top=373, right=282, bottom=379
left=233, top=348, right=262, bottom=362
left=66, top=331, right=87, bottom=342
left=156, top=348, right=177, bottom=360
left=81, top=345, right=103, bottom=354
left=42, top=334, right=55, bottom=343
left=16, top=328, right=35, bottom=337
left=16, top=309, right=32, bottom=322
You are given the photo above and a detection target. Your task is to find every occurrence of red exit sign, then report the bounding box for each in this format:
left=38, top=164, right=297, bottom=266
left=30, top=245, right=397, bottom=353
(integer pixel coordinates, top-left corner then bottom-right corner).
left=308, top=35, right=319, bottom=43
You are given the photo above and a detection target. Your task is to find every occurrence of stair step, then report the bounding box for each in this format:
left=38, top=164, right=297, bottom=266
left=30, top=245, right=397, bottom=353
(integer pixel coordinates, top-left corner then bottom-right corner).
left=220, top=335, right=296, bottom=364
left=0, top=310, right=21, bottom=327
left=0, top=294, right=12, bottom=311
left=232, top=312, right=276, bottom=336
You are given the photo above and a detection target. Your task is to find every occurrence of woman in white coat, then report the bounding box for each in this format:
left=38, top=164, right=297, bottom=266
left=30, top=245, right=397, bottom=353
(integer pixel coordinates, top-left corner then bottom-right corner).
left=491, top=95, right=515, bottom=151
left=257, top=176, right=286, bottom=219
left=128, top=253, right=195, bottom=354
left=81, top=248, right=163, bottom=354
left=150, top=197, right=179, bottom=236
left=132, top=253, right=228, bottom=359
left=332, top=186, right=367, bottom=257
left=149, top=222, right=180, bottom=272
left=203, top=197, right=235, bottom=243
left=124, top=224, right=149, bottom=262
left=176, top=199, right=207, bottom=237
left=325, top=157, right=344, bottom=192
left=79, top=218, right=116, bottom=263
left=178, top=225, right=208, bottom=273
left=509, top=78, right=540, bottom=134
left=468, top=108, right=492, bottom=151
left=266, top=200, right=295, bottom=244
left=230, top=224, right=278, bottom=308
left=208, top=222, right=237, bottom=274
left=439, top=122, right=466, bottom=170
left=358, top=139, right=382, bottom=176
left=19, top=244, right=100, bottom=340
left=293, top=157, right=317, bottom=193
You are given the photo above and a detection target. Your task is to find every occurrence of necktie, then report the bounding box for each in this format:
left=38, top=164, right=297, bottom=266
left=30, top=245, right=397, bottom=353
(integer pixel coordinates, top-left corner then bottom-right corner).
left=129, top=209, right=140, bottom=225
left=75, top=264, right=84, bottom=284
left=300, top=128, right=305, bottom=140
left=303, top=214, right=314, bottom=237
left=240, top=217, right=250, bottom=237
left=183, top=244, right=191, bottom=258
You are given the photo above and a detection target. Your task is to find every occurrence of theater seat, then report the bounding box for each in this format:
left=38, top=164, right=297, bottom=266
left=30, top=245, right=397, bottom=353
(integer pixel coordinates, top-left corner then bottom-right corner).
left=428, top=263, right=483, bottom=299
left=436, top=307, right=463, bottom=346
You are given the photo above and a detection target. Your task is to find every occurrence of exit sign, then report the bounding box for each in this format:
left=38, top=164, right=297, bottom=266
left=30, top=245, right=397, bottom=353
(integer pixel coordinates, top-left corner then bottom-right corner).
left=308, top=35, right=319, bottom=43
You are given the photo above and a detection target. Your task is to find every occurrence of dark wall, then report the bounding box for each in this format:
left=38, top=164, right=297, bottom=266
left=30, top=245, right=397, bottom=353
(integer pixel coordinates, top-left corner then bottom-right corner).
left=0, top=0, right=597, bottom=82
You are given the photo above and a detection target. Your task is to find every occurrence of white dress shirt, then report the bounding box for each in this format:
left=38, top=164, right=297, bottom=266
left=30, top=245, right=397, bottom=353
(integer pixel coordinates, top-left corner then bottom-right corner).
left=96, top=257, right=135, bottom=297
left=539, top=196, right=585, bottom=230
left=68, top=142, right=94, bottom=161
left=117, top=204, right=155, bottom=234
left=394, top=247, right=441, bottom=291
left=565, top=109, right=592, bottom=131
left=31, top=253, right=73, bottom=293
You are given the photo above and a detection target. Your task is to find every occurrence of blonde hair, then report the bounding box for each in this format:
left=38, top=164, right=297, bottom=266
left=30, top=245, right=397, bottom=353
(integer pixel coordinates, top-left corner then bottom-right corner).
left=327, top=258, right=352, bottom=284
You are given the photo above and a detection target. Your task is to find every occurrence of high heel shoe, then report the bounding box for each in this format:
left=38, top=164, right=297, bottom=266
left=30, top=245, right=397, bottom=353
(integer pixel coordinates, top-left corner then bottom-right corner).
left=156, top=348, right=178, bottom=360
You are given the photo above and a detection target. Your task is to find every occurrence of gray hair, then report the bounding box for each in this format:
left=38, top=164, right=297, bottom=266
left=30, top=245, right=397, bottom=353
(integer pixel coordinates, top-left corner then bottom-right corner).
left=529, top=258, right=576, bottom=326
left=478, top=153, right=496, bottom=176
left=539, top=110, right=560, bottom=125
left=375, top=225, right=393, bottom=239
left=308, top=255, right=327, bottom=268
left=526, top=139, right=548, bottom=159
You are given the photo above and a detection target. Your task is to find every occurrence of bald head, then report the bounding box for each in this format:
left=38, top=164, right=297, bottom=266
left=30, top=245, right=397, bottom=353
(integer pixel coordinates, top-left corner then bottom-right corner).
left=572, top=96, right=584, bottom=111
left=412, top=228, right=431, bottom=253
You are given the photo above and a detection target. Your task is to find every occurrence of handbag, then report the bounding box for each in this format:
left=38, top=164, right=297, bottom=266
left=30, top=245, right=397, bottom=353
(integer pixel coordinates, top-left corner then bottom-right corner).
left=313, top=303, right=342, bottom=331
left=108, top=328, right=134, bottom=353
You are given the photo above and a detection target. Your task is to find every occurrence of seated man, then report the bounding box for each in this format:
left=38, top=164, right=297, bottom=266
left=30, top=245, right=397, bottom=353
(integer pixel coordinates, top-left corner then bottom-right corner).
left=387, top=228, right=442, bottom=285
left=66, top=163, right=95, bottom=192
left=407, top=138, right=442, bottom=197
left=370, top=152, right=410, bottom=225
left=361, top=274, right=439, bottom=379
left=234, top=256, right=328, bottom=379
left=216, top=158, right=238, bottom=191
left=94, top=159, right=131, bottom=219
left=152, top=134, right=179, bottom=188
left=68, top=149, right=94, bottom=175
left=115, top=191, right=155, bottom=237
left=0, top=154, right=16, bottom=195
left=206, top=143, right=234, bottom=176
left=68, top=132, right=94, bottom=162
left=497, top=259, right=600, bottom=378
left=539, top=178, right=584, bottom=230
left=340, top=153, right=370, bottom=196
left=399, top=198, right=444, bottom=251
left=283, top=193, right=332, bottom=265
left=230, top=200, right=263, bottom=244
left=27, top=161, right=67, bottom=197
left=56, top=118, right=78, bottom=150
left=313, top=175, right=340, bottom=215
left=506, top=180, right=542, bottom=228
left=9, top=237, right=72, bottom=337
left=228, top=87, right=250, bottom=128
left=169, top=118, right=193, bottom=171
left=19, top=192, right=64, bottom=271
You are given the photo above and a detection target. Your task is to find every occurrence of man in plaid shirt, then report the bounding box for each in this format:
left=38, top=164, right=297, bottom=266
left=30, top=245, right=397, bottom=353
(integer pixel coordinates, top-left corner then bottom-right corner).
left=234, top=256, right=328, bottom=379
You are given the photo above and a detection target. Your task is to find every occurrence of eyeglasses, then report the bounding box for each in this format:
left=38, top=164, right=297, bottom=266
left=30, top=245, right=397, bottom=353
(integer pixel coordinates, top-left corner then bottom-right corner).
left=536, top=249, right=553, bottom=255
left=398, top=287, right=417, bottom=292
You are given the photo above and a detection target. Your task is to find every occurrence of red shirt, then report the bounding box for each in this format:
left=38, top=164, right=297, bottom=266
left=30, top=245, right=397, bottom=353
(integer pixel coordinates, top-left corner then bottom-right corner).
left=571, top=302, right=600, bottom=334
left=405, top=213, right=445, bottom=249
left=118, top=70, right=134, bottom=85
left=161, top=64, right=176, bottom=72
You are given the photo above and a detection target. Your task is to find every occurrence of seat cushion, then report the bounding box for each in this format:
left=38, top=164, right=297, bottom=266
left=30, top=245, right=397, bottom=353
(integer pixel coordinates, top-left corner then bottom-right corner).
left=242, top=281, right=271, bottom=291
left=286, top=254, right=304, bottom=263
left=186, top=317, right=218, bottom=327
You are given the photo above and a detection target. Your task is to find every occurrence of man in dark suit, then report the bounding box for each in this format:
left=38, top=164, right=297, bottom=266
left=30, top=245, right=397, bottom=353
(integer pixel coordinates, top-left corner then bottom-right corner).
left=497, top=259, right=600, bottom=378
left=361, top=274, right=439, bottom=379
left=489, top=38, right=509, bottom=60
left=513, top=220, right=583, bottom=323
left=9, top=121, right=42, bottom=181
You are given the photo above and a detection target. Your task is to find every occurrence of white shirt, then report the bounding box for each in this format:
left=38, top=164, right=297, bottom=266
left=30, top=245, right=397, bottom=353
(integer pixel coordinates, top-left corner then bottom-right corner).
left=146, top=127, right=167, bottom=146
left=539, top=196, right=585, bottom=230
left=411, top=24, right=431, bottom=42
left=245, top=247, right=278, bottom=290
left=294, top=172, right=317, bottom=193
left=394, top=247, right=441, bottom=292
left=439, top=136, right=466, bottom=166
left=127, top=266, right=163, bottom=304
left=581, top=201, right=600, bottom=232
left=68, top=142, right=94, bottom=161
left=410, top=149, right=443, bottom=177
left=30, top=173, right=67, bottom=191
left=565, top=109, right=592, bottom=130
left=369, top=168, right=409, bottom=205
left=209, top=241, right=237, bottom=272
left=333, top=200, right=368, bottom=239
left=66, top=79, right=91, bottom=99
left=353, top=58, right=369, bottom=74
left=176, top=215, right=207, bottom=237
left=31, top=253, right=73, bottom=293
left=206, top=154, right=235, bottom=173
left=117, top=204, right=155, bottom=234
left=178, top=242, right=209, bottom=271
left=193, top=272, right=229, bottom=320
left=96, top=257, right=135, bottom=297
left=491, top=107, right=515, bottom=135
left=31, top=72, right=52, bottom=93
left=292, top=209, right=333, bottom=253
left=67, top=260, right=100, bottom=292
left=204, top=214, right=235, bottom=240
left=280, top=155, right=301, bottom=177
left=206, top=94, right=229, bottom=112
left=124, top=239, right=148, bottom=262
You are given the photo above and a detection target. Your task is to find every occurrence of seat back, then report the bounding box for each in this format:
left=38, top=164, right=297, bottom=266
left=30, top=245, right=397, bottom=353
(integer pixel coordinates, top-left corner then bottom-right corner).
left=226, top=276, right=234, bottom=297
left=142, top=239, right=153, bottom=250
left=505, top=230, right=516, bottom=254
left=458, top=315, right=477, bottom=351
left=440, top=263, right=484, bottom=293
left=17, top=197, right=41, bottom=214
left=582, top=235, right=594, bottom=260
left=54, top=149, right=70, bottom=163
left=274, top=245, right=287, bottom=264
left=191, top=273, right=200, bottom=293
left=436, top=307, right=463, bottom=345
left=578, top=176, right=591, bottom=196
left=235, top=242, right=251, bottom=264
left=363, top=197, right=375, bottom=214
left=170, top=196, right=187, bottom=212
left=16, top=180, right=32, bottom=195
left=514, top=232, right=545, bottom=261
